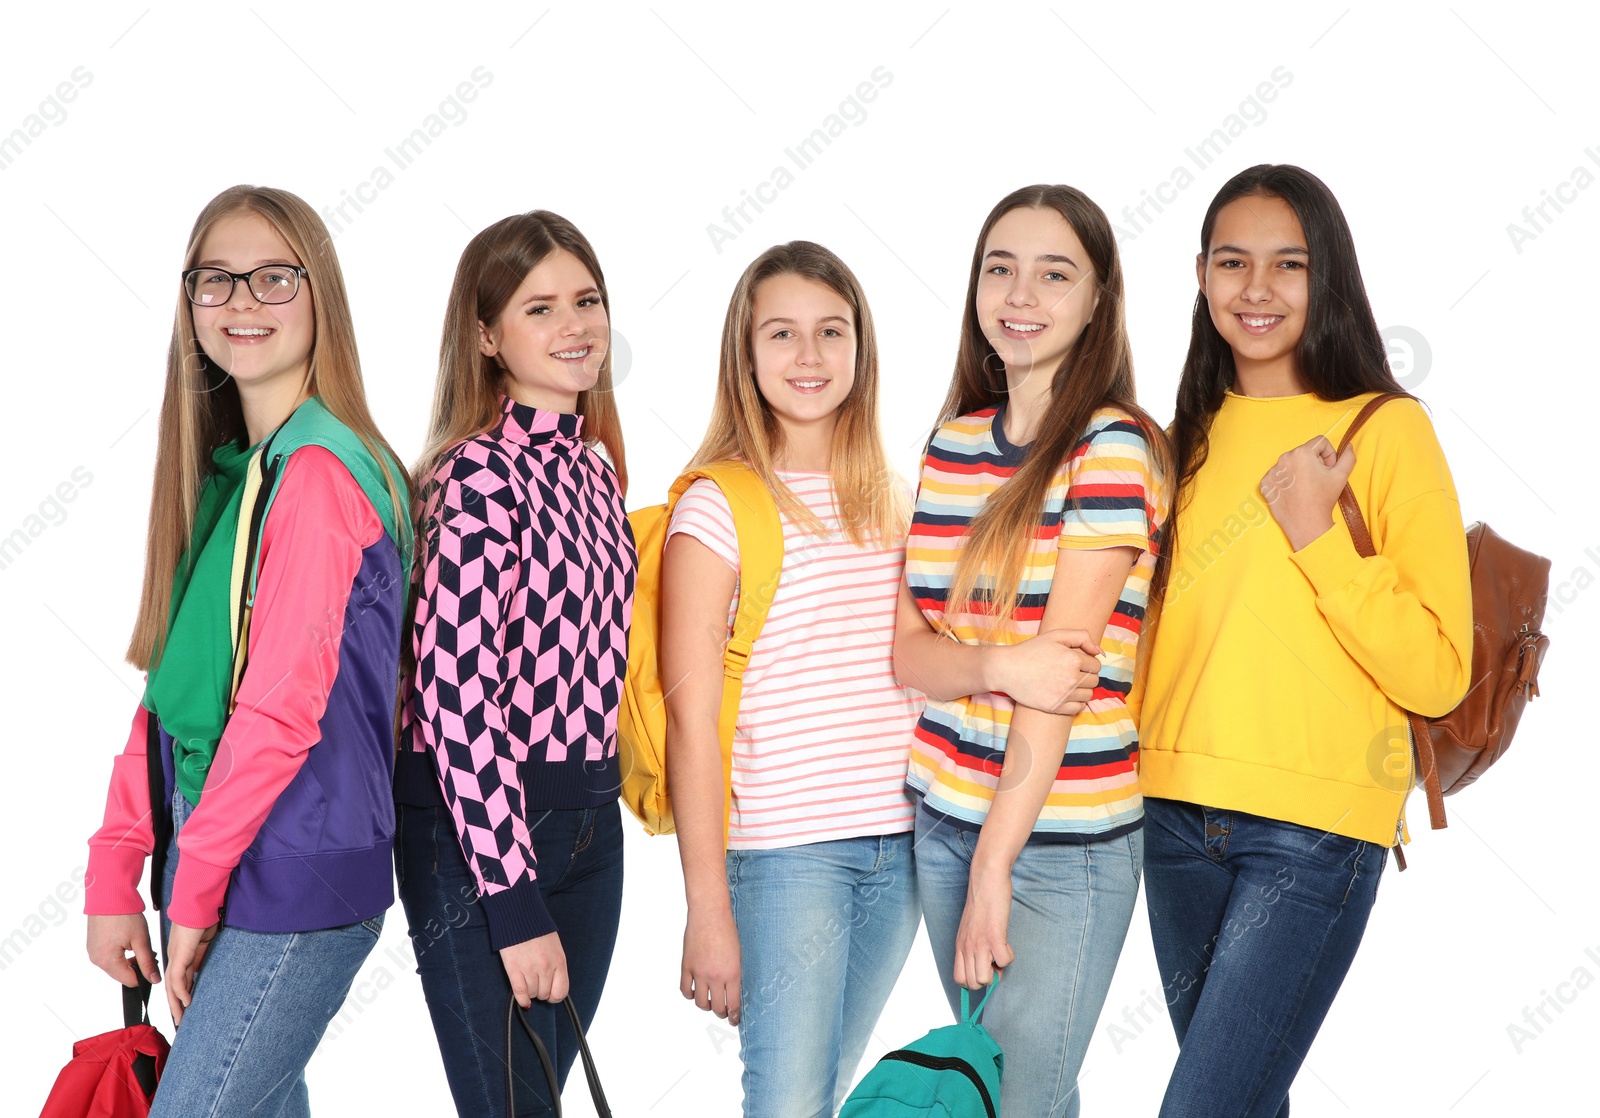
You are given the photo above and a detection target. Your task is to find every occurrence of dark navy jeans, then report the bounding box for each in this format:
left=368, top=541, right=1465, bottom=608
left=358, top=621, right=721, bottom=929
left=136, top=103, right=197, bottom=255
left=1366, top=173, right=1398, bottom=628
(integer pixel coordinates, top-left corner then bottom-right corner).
left=396, top=800, right=624, bottom=1118
left=1142, top=797, right=1387, bottom=1118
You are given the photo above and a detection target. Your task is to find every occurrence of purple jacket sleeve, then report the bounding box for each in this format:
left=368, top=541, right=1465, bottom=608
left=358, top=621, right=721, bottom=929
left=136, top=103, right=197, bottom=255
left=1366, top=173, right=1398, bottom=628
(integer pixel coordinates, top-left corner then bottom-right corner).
left=411, top=446, right=555, bottom=949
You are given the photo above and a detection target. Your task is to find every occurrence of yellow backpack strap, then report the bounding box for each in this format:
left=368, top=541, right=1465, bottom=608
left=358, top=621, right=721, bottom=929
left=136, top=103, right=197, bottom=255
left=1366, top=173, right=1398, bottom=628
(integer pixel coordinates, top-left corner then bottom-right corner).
left=668, top=463, right=785, bottom=841
left=226, top=446, right=271, bottom=713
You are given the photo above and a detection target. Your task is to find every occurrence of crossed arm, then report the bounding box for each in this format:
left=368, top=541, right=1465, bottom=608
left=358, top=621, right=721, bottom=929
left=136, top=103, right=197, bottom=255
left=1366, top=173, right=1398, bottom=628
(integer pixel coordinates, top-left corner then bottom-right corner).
left=894, top=543, right=1140, bottom=988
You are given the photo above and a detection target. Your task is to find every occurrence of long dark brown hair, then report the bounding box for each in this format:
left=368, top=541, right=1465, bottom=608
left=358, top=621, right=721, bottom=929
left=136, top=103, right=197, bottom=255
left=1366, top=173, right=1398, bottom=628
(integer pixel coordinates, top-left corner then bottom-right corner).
left=418, top=210, right=627, bottom=494
left=1157, top=164, right=1407, bottom=602
left=939, top=184, right=1169, bottom=632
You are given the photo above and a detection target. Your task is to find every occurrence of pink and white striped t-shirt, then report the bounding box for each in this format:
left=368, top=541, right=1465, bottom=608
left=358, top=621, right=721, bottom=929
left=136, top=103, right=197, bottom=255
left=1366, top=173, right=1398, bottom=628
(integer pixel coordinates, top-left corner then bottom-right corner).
left=667, top=471, right=922, bottom=850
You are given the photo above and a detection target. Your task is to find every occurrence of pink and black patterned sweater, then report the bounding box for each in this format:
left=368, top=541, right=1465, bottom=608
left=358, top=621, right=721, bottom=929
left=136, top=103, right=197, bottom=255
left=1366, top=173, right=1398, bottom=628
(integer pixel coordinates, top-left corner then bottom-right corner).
left=396, top=394, right=637, bottom=948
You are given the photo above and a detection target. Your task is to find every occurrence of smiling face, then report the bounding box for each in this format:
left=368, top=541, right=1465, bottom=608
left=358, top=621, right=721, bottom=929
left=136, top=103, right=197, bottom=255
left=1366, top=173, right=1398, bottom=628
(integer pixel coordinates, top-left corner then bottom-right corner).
left=479, top=247, right=609, bottom=413
left=190, top=211, right=315, bottom=394
left=749, top=272, right=857, bottom=442
left=1198, top=192, right=1310, bottom=390
left=976, top=206, right=1100, bottom=388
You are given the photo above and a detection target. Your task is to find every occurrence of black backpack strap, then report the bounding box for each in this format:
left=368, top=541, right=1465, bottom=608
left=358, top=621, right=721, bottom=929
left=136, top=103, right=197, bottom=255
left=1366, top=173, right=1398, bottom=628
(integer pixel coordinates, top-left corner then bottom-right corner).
left=124, top=973, right=159, bottom=1098
left=122, top=970, right=150, bottom=1028
left=144, top=708, right=169, bottom=912
left=145, top=436, right=285, bottom=913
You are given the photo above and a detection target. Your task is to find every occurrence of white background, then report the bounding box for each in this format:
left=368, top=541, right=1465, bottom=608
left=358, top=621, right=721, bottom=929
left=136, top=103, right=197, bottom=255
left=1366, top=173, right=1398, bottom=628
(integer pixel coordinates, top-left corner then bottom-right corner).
left=3, top=2, right=1597, bottom=1114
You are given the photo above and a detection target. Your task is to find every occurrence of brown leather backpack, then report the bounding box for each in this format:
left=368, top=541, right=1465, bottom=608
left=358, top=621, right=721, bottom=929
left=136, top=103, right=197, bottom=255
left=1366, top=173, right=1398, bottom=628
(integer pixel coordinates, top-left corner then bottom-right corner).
left=1336, top=394, right=1551, bottom=850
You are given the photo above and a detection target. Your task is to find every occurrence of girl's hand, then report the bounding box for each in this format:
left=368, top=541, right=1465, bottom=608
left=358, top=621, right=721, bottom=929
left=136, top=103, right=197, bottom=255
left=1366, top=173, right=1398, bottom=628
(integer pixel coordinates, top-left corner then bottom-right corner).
left=166, top=920, right=220, bottom=1026
left=680, top=906, right=742, bottom=1025
left=501, top=931, right=569, bottom=1008
left=953, top=863, right=1015, bottom=990
left=86, top=913, right=161, bottom=988
left=1261, top=435, right=1356, bottom=551
left=993, top=629, right=1103, bottom=713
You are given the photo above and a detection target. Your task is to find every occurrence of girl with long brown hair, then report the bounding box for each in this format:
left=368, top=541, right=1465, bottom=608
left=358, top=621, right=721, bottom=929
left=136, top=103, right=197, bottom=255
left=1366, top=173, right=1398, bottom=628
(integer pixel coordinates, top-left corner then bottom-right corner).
left=894, top=185, right=1169, bottom=1117
left=1136, top=165, right=1472, bottom=1117
left=396, top=210, right=635, bottom=1117
left=83, top=185, right=412, bottom=1116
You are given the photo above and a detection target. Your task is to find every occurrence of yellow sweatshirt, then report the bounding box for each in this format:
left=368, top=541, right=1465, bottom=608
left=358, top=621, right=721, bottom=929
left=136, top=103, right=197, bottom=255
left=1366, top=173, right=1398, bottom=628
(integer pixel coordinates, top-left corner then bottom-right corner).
left=1133, top=391, right=1474, bottom=846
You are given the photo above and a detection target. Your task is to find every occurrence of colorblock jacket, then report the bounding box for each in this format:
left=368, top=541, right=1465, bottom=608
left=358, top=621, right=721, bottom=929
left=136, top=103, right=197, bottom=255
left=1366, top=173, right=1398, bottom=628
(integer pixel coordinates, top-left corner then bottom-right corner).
left=86, top=404, right=407, bottom=932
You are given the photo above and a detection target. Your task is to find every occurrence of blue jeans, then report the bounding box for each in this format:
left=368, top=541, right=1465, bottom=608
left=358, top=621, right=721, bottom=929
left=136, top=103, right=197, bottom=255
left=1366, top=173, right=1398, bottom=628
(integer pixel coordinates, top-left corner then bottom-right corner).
left=152, top=792, right=383, bottom=1118
left=1142, top=797, right=1387, bottom=1118
left=395, top=800, right=624, bottom=1118
left=728, top=832, right=920, bottom=1118
left=914, top=811, right=1142, bottom=1118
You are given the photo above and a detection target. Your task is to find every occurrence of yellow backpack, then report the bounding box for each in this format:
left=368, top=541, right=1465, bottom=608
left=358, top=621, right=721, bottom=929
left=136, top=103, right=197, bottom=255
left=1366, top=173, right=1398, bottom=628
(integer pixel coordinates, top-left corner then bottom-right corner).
left=618, top=463, right=784, bottom=835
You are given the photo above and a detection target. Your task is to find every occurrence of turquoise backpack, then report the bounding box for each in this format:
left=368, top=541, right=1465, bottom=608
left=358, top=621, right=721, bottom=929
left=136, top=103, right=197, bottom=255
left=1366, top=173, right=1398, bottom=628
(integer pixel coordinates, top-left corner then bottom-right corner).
left=840, top=983, right=1003, bottom=1117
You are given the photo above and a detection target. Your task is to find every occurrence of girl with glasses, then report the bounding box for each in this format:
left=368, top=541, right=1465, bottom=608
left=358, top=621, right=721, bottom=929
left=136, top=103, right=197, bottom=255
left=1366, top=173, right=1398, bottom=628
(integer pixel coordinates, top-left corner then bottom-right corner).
left=84, top=185, right=413, bottom=1116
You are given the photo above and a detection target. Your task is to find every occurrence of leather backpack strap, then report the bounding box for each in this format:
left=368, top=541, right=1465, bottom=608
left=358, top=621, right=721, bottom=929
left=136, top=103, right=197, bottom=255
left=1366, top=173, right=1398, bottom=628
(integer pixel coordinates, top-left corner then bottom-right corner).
left=1408, top=710, right=1447, bottom=831
left=1333, top=393, right=1407, bottom=558
left=1331, top=393, right=1447, bottom=831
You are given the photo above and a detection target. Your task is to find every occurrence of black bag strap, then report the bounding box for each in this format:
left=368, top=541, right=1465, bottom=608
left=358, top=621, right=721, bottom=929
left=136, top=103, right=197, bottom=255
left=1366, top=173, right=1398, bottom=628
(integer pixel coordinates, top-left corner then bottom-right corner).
left=123, top=970, right=152, bottom=1028
left=143, top=434, right=283, bottom=913
left=124, top=973, right=160, bottom=1098
left=561, top=995, right=612, bottom=1115
left=144, top=708, right=169, bottom=913
left=507, top=997, right=561, bottom=1117
left=505, top=995, right=614, bottom=1118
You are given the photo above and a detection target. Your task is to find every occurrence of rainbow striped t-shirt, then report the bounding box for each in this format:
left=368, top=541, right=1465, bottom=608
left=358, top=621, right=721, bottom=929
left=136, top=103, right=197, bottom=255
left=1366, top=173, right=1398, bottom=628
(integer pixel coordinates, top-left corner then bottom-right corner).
left=904, top=404, right=1166, bottom=840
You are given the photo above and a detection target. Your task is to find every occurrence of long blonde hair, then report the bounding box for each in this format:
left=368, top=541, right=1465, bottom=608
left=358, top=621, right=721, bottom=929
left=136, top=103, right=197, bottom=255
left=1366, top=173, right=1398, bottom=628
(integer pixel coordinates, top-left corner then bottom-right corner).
left=939, top=185, right=1169, bottom=637
left=127, top=185, right=410, bottom=670
left=417, top=211, right=627, bottom=493
left=689, top=241, right=907, bottom=546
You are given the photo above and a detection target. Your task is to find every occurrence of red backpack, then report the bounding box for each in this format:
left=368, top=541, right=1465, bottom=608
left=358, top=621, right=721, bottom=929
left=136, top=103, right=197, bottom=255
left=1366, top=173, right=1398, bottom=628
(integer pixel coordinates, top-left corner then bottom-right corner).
left=38, top=977, right=169, bottom=1118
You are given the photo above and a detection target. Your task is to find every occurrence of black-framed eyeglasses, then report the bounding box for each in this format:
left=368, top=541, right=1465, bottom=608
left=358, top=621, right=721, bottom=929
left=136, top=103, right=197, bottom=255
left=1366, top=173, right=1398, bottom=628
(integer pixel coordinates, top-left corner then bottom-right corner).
left=182, top=264, right=308, bottom=307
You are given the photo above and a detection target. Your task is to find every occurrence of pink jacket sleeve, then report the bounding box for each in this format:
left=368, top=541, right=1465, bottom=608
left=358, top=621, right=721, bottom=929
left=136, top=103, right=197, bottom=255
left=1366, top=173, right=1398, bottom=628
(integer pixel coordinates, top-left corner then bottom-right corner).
left=84, top=703, right=156, bottom=915
left=165, top=446, right=382, bottom=928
